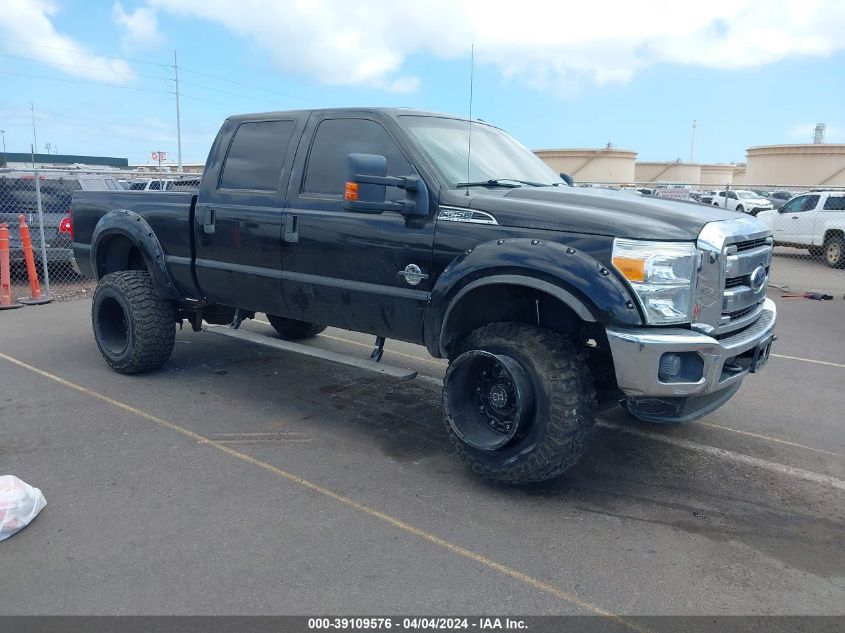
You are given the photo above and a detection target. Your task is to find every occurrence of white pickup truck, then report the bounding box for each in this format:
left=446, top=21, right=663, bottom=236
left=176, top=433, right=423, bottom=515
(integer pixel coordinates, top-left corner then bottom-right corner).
left=756, top=191, right=845, bottom=268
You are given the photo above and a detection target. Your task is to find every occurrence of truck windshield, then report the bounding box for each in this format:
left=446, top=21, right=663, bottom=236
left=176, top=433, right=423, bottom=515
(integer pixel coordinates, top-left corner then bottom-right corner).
left=397, top=115, right=563, bottom=188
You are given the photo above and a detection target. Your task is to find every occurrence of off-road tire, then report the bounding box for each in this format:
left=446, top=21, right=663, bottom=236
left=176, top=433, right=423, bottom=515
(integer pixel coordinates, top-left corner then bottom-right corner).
left=824, top=235, right=845, bottom=269
left=445, top=322, right=596, bottom=485
left=92, top=271, right=175, bottom=374
left=266, top=314, right=326, bottom=340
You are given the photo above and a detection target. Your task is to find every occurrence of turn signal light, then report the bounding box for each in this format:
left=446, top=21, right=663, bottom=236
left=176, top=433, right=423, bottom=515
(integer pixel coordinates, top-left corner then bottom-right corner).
left=344, top=181, right=358, bottom=201
left=611, top=255, right=645, bottom=282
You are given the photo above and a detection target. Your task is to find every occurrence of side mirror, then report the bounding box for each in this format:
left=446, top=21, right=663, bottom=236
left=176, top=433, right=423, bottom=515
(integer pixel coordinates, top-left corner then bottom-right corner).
left=559, top=172, right=574, bottom=186
left=342, top=153, right=429, bottom=217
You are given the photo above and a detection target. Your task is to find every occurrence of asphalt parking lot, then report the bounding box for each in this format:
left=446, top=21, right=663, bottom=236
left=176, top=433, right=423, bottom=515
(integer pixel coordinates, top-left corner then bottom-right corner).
left=770, top=247, right=845, bottom=296
left=1, top=292, right=843, bottom=618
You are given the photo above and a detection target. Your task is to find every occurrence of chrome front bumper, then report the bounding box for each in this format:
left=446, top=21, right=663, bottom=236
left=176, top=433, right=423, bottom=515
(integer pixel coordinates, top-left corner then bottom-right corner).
left=606, top=298, right=777, bottom=399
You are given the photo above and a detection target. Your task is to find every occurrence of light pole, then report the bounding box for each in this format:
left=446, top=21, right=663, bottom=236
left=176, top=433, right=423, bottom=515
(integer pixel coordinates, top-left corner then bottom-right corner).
left=0, top=130, right=6, bottom=168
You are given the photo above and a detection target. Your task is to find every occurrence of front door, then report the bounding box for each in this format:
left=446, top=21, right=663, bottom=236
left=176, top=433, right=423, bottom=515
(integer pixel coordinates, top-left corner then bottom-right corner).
left=281, top=115, right=435, bottom=343
left=193, top=117, right=303, bottom=315
left=773, top=194, right=814, bottom=244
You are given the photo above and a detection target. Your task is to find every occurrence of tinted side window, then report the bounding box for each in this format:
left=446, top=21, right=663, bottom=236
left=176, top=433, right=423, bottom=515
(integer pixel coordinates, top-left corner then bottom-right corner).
left=149, top=180, right=161, bottom=190
left=302, top=118, right=412, bottom=199
left=781, top=196, right=805, bottom=212
left=802, top=195, right=820, bottom=211
left=220, top=120, right=296, bottom=191
left=823, top=196, right=845, bottom=211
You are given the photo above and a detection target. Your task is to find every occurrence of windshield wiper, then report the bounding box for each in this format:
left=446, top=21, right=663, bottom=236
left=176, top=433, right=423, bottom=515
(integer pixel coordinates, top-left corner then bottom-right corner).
left=456, top=178, right=526, bottom=189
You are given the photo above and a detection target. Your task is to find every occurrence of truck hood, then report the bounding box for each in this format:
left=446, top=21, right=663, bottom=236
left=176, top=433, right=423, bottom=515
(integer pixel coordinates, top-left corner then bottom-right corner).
left=464, top=186, right=744, bottom=241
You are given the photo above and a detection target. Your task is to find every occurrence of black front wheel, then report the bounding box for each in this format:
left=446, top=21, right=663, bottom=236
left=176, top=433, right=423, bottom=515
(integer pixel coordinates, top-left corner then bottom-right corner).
left=443, top=323, right=596, bottom=484
left=92, top=271, right=175, bottom=374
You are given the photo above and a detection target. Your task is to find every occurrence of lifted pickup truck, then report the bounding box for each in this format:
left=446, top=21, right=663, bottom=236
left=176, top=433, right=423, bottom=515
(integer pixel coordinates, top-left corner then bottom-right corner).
left=72, top=108, right=777, bottom=484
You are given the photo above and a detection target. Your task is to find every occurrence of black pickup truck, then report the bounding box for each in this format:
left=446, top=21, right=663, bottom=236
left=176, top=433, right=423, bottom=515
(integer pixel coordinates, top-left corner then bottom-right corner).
left=72, top=108, right=777, bottom=484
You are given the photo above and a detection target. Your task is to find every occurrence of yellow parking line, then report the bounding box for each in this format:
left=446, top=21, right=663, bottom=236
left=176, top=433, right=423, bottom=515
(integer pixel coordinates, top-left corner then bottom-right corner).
left=0, top=350, right=644, bottom=631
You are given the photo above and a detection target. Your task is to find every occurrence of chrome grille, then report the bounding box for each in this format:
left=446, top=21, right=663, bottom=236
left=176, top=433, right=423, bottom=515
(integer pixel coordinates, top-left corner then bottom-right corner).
left=695, top=217, right=774, bottom=336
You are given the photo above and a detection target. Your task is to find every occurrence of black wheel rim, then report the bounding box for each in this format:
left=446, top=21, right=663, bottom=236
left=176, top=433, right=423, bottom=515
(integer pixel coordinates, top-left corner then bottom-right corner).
left=97, top=295, right=130, bottom=355
left=444, top=350, right=534, bottom=451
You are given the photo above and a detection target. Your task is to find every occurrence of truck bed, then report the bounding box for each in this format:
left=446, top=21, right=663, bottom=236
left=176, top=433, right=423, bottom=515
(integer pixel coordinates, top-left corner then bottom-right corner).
left=72, top=190, right=198, bottom=298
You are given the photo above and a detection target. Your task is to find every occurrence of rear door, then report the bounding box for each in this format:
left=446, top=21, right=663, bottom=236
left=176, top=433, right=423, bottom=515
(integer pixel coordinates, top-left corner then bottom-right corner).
left=280, top=114, right=435, bottom=343
left=193, top=116, right=306, bottom=315
left=818, top=194, right=845, bottom=245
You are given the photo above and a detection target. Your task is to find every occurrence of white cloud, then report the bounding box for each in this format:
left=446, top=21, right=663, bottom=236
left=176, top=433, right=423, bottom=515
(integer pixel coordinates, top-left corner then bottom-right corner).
left=113, top=2, right=162, bottom=50
left=148, top=0, right=845, bottom=94
left=0, top=0, right=136, bottom=84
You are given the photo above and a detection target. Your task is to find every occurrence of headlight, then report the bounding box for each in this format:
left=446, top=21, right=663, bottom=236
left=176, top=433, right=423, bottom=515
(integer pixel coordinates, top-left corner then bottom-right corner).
left=612, top=238, right=696, bottom=325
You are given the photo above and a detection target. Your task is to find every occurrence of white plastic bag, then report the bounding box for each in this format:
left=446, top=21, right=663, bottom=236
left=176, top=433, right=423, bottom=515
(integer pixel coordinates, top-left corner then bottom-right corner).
left=0, top=476, right=47, bottom=542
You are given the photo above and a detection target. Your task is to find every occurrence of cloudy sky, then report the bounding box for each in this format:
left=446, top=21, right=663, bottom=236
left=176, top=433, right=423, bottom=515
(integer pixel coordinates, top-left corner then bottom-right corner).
left=1, top=0, right=844, bottom=166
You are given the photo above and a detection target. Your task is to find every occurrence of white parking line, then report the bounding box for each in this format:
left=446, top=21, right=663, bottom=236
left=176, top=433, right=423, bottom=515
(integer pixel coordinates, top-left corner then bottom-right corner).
left=598, top=421, right=845, bottom=491
left=698, top=422, right=843, bottom=458
left=771, top=354, right=845, bottom=369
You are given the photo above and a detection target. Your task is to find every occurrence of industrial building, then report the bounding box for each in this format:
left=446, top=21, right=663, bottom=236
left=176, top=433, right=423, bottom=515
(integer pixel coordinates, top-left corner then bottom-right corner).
left=1, top=152, right=128, bottom=170
left=534, top=123, right=845, bottom=188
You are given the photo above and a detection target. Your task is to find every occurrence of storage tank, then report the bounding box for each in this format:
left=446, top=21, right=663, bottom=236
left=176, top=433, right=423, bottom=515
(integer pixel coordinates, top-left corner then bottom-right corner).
left=533, top=148, right=637, bottom=184
left=745, top=144, right=845, bottom=187
left=634, top=161, right=701, bottom=185
left=699, top=164, right=734, bottom=187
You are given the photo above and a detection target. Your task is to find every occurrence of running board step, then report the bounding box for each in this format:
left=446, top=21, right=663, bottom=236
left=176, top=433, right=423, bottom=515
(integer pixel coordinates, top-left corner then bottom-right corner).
left=204, top=325, right=418, bottom=381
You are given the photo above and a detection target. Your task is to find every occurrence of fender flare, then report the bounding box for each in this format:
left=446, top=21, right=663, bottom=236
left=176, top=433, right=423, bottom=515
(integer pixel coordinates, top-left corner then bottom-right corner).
left=90, top=209, right=181, bottom=300
left=423, top=238, right=641, bottom=357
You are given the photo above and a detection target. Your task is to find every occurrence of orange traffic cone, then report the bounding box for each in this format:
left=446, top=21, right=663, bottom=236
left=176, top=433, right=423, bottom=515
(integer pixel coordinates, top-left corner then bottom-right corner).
left=0, top=223, right=23, bottom=310
left=17, top=214, right=51, bottom=305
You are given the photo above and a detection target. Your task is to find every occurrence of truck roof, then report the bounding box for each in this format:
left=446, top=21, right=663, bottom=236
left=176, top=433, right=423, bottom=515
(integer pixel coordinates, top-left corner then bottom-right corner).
left=224, top=107, right=479, bottom=125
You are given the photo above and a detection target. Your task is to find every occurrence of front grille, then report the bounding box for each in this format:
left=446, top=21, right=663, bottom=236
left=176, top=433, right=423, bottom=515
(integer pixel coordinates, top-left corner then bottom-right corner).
left=734, top=237, right=769, bottom=252
left=724, top=304, right=757, bottom=320
left=695, top=219, right=774, bottom=336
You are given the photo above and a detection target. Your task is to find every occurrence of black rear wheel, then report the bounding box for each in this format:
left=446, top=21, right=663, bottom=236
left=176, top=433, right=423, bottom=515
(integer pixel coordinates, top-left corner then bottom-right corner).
left=92, top=271, right=175, bottom=374
left=824, top=235, right=845, bottom=268
left=443, top=323, right=596, bottom=484
left=266, top=314, right=326, bottom=340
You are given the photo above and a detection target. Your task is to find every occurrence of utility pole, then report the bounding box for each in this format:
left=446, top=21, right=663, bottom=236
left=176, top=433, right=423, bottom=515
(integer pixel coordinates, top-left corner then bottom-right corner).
left=689, top=119, right=697, bottom=163
left=30, top=102, right=38, bottom=166
left=173, top=50, right=183, bottom=174
left=1, top=130, right=6, bottom=168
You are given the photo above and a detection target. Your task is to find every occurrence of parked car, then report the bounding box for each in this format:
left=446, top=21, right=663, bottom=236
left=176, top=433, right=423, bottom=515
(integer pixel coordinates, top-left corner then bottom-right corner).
left=712, top=189, right=773, bottom=215
left=756, top=191, right=845, bottom=267
left=71, top=107, right=777, bottom=484
left=767, top=190, right=795, bottom=209
left=0, top=172, right=122, bottom=266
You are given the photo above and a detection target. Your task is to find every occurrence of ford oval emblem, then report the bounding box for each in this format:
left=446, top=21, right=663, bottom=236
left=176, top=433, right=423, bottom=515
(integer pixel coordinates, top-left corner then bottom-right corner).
left=749, top=265, right=767, bottom=292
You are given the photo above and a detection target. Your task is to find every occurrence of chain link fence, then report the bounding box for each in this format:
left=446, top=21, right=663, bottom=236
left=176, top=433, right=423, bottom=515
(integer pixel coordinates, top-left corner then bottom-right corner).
left=2, top=168, right=843, bottom=306
left=575, top=181, right=845, bottom=298
left=0, top=167, right=201, bottom=304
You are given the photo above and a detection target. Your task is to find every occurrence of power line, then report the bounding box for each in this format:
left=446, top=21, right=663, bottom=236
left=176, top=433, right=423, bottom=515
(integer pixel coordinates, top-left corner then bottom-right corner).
left=177, top=67, right=320, bottom=105
left=2, top=37, right=171, bottom=68
left=6, top=38, right=320, bottom=106
left=0, top=53, right=172, bottom=83
left=0, top=70, right=174, bottom=95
